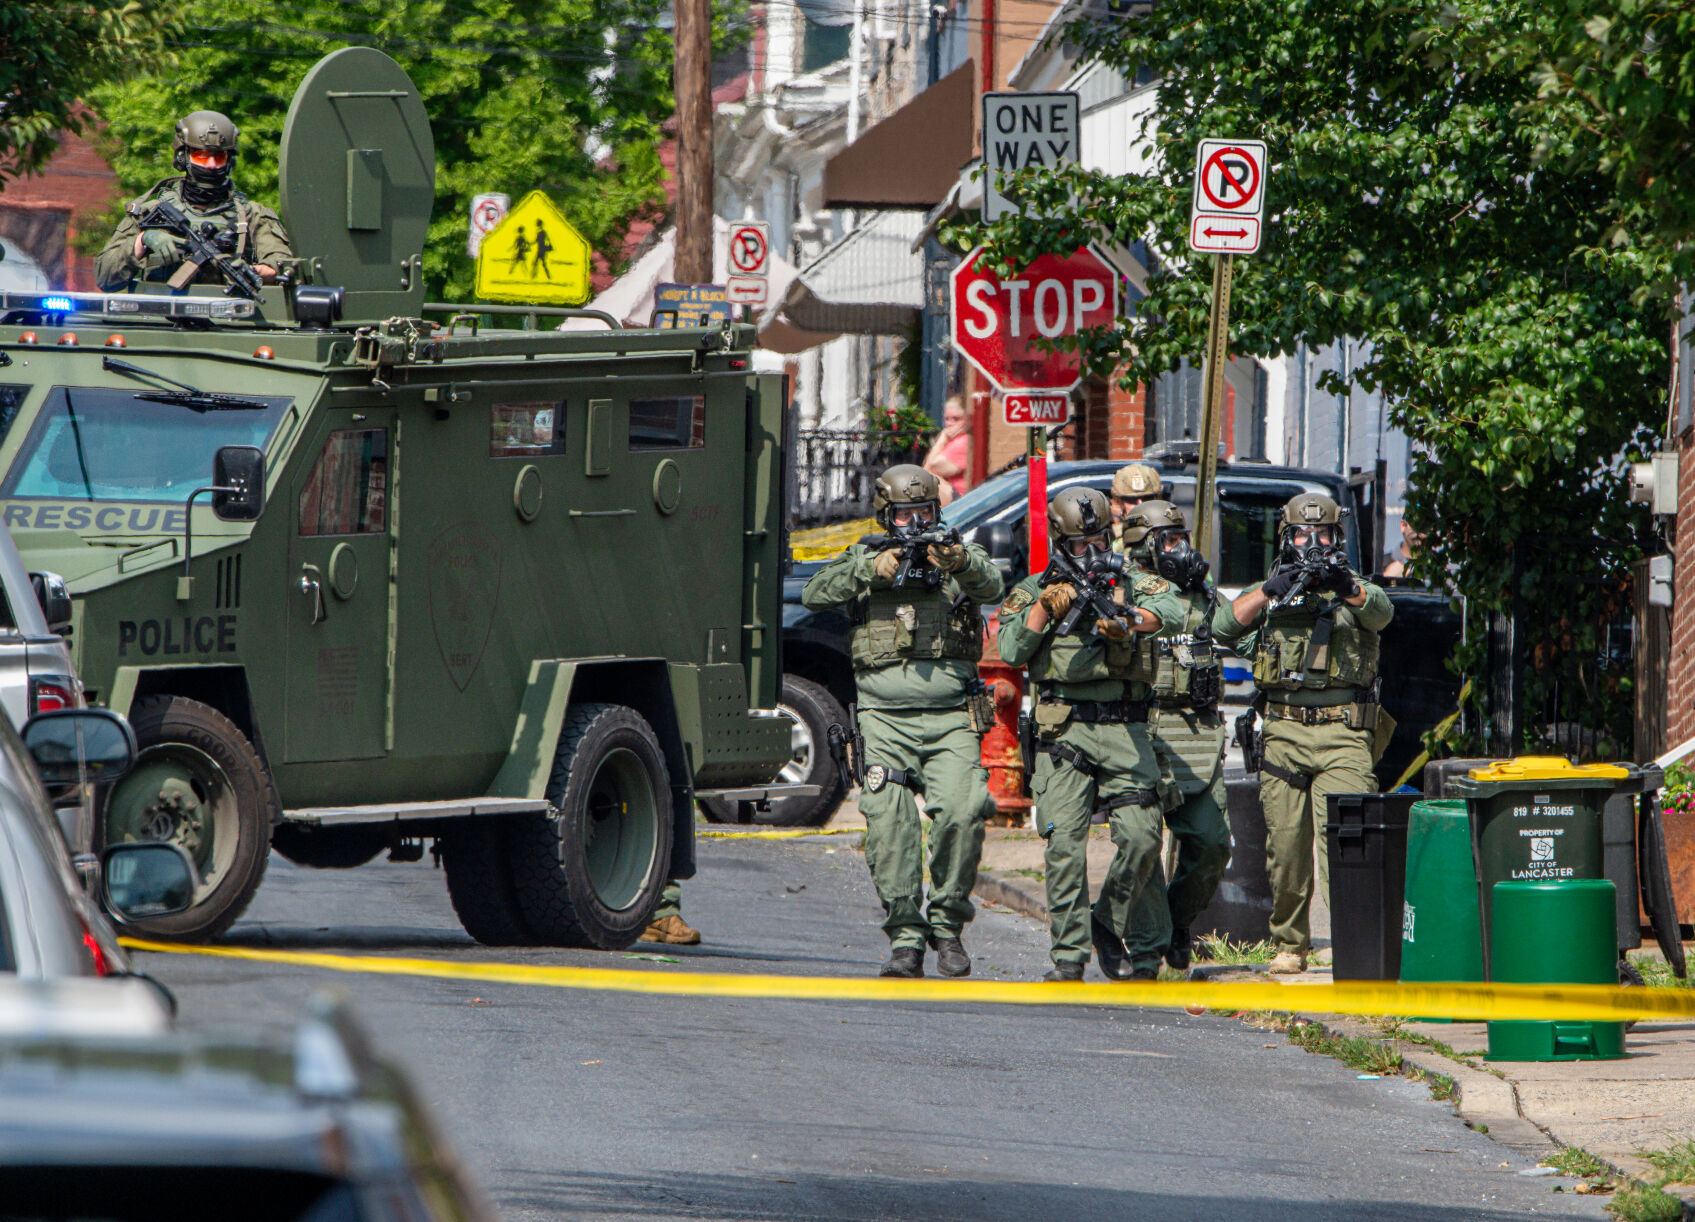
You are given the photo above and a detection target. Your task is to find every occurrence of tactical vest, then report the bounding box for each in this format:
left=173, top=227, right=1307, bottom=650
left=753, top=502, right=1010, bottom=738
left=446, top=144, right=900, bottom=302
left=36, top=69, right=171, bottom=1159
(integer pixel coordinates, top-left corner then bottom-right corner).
left=1102, top=569, right=1168, bottom=689
left=1115, top=592, right=1221, bottom=702
left=1252, top=590, right=1380, bottom=692
left=1029, top=624, right=1117, bottom=687
left=850, top=585, right=982, bottom=670
left=130, top=180, right=254, bottom=262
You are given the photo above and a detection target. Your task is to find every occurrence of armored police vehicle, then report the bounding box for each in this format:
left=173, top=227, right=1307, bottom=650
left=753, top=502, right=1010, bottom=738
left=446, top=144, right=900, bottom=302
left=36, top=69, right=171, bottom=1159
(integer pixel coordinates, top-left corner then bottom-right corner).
left=0, top=49, right=797, bottom=945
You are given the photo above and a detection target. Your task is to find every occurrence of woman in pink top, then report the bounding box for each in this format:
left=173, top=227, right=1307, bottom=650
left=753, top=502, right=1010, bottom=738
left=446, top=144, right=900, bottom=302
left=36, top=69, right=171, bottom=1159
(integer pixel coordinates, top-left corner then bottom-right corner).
left=923, top=396, right=972, bottom=503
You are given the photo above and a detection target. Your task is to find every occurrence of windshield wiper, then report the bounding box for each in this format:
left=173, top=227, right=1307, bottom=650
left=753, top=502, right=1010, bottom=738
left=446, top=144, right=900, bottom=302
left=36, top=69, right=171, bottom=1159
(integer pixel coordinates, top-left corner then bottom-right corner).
left=102, top=355, right=269, bottom=412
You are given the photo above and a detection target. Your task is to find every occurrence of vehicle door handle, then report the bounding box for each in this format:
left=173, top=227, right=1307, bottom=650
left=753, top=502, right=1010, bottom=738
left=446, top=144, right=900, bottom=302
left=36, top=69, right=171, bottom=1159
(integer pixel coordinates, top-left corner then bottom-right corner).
left=299, top=563, right=326, bottom=625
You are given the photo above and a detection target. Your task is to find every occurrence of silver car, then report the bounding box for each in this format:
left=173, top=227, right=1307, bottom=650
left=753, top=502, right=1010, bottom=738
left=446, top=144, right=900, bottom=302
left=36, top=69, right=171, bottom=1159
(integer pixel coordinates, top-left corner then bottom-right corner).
left=0, top=705, right=192, bottom=984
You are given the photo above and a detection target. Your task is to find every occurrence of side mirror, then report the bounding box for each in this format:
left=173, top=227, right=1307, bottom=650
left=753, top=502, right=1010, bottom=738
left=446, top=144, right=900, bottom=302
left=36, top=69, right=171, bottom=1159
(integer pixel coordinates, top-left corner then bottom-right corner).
left=212, top=445, right=266, bottom=521
left=102, top=842, right=196, bottom=921
left=979, top=521, right=1017, bottom=561
left=22, top=708, right=136, bottom=786
left=28, top=571, right=71, bottom=632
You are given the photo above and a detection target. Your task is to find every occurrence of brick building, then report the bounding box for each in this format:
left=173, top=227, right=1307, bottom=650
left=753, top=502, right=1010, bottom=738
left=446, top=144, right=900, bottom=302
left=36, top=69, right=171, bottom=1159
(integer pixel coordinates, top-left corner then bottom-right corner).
left=0, top=117, right=122, bottom=292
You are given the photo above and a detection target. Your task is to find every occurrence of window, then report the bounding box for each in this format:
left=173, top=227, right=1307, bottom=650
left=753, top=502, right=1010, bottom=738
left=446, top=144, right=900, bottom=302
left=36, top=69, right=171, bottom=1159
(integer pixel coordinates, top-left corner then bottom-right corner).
left=629, top=395, right=705, bottom=451
left=298, top=429, right=388, bottom=536
left=0, top=387, right=291, bottom=502
left=489, top=401, right=565, bottom=458
left=0, top=385, right=28, bottom=446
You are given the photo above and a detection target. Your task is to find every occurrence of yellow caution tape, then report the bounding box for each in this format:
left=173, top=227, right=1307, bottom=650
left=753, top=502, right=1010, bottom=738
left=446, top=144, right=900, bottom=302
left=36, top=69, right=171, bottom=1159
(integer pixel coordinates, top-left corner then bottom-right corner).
left=117, top=937, right=1691, bottom=1021
left=695, top=826, right=862, bottom=840
left=790, top=517, right=877, bottom=562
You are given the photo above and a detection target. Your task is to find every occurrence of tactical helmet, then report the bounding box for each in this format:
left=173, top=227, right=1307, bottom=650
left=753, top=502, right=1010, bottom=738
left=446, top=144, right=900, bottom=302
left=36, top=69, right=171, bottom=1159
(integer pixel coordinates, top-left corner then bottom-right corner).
left=1119, top=498, right=1186, bottom=552
left=1048, top=486, right=1112, bottom=543
left=173, top=111, right=239, bottom=202
left=872, top=464, right=941, bottom=532
left=1279, top=492, right=1346, bottom=560
left=1110, top=463, right=1162, bottom=501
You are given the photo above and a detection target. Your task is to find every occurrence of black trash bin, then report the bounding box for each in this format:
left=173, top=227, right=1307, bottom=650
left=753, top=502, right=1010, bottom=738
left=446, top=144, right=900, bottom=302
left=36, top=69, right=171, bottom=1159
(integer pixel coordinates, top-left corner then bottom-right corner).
left=1326, top=793, right=1418, bottom=981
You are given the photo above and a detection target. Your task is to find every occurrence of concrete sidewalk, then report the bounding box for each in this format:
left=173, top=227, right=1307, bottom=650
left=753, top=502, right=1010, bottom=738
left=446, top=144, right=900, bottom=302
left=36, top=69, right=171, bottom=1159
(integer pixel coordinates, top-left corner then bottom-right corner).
left=965, top=820, right=1695, bottom=1209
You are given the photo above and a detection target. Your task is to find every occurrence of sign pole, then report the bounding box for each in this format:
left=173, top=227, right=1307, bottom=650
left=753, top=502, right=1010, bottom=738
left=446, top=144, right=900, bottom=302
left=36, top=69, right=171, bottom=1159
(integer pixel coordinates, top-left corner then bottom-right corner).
left=1027, top=425, right=1048, bottom=574
left=1193, top=252, right=1234, bottom=558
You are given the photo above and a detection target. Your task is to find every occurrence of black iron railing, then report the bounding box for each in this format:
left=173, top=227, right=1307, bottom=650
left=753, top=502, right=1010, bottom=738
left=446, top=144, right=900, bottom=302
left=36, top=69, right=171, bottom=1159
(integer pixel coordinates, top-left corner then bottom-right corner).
left=790, top=428, right=929, bottom=528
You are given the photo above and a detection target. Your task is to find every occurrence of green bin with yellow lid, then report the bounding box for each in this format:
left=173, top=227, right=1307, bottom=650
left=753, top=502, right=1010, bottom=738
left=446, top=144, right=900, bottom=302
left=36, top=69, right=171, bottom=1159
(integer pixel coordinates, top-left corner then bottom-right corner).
left=1450, top=756, right=1637, bottom=978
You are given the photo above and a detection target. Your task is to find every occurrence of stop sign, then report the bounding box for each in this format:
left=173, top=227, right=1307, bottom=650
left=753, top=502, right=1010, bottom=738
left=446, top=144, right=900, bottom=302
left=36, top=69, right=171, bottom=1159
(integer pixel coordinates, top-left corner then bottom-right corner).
left=950, top=245, right=1120, bottom=391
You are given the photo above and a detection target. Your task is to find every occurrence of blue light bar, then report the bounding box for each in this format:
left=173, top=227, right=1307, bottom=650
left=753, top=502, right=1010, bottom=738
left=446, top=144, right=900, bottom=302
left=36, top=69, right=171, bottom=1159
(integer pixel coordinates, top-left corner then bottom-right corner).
left=0, top=290, right=256, bottom=321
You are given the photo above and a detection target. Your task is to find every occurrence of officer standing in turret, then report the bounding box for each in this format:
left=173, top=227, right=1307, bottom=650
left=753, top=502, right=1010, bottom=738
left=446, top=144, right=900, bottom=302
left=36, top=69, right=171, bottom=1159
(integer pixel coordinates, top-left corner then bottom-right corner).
left=801, top=466, right=1003, bottom=978
left=96, top=111, right=293, bottom=292
left=1210, top=493, right=1394, bottom=974
left=1115, top=499, right=1232, bottom=976
left=997, top=488, right=1182, bottom=981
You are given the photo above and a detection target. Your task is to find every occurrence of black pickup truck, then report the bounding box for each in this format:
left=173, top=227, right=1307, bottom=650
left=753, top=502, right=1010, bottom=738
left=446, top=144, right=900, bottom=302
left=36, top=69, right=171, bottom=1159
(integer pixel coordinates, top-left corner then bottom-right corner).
left=754, top=455, right=1462, bottom=826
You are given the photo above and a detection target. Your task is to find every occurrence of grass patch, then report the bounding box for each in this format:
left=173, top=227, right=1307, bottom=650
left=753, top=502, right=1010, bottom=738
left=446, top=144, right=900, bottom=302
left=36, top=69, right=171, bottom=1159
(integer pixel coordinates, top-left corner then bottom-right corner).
left=1641, top=1139, right=1695, bottom=1185
left=999, top=867, right=1045, bottom=880
left=1194, top=935, right=1279, bottom=966
left=1544, top=1146, right=1610, bottom=1179
left=1626, top=951, right=1690, bottom=991
left=1286, top=1020, right=1403, bottom=1075
left=1608, top=1183, right=1684, bottom=1222
left=1404, top=1064, right=1457, bottom=1101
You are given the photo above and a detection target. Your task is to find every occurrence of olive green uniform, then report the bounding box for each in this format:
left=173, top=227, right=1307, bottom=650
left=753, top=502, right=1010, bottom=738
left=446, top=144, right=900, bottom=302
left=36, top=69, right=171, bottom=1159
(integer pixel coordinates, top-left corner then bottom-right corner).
left=996, top=572, right=1183, bottom=968
left=95, top=179, right=293, bottom=292
left=800, top=543, right=1003, bottom=951
left=1211, top=578, right=1393, bottom=954
left=1120, top=588, right=1232, bottom=972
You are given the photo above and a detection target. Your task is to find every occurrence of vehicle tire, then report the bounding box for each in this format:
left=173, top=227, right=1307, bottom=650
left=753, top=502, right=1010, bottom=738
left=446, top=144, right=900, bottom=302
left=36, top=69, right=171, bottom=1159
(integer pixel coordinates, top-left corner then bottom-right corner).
left=698, top=675, right=847, bottom=827
left=272, top=823, right=390, bottom=870
left=442, top=820, right=538, bottom=947
left=508, top=702, right=673, bottom=949
left=103, top=696, right=276, bottom=941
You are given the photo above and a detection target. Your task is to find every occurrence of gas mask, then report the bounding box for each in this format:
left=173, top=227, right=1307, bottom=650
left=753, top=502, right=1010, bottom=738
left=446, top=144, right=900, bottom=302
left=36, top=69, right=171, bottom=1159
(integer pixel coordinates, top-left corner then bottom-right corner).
left=1153, top=529, right=1210, bottom=593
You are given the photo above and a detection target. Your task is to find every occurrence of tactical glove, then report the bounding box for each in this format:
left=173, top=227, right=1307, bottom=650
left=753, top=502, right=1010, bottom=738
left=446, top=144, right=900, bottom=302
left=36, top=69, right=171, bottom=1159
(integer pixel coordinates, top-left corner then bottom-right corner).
left=1095, top=616, right=1131, bottom=641
left=1038, top=582, right=1075, bottom=617
left=872, top=549, right=901, bottom=581
left=927, top=541, right=967, bottom=573
left=1260, top=568, right=1298, bottom=600
left=141, top=228, right=178, bottom=263
left=1327, top=566, right=1361, bottom=599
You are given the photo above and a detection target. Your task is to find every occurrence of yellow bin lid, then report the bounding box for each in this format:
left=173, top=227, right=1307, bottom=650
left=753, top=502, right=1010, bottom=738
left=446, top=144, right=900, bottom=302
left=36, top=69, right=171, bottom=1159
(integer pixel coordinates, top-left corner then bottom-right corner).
left=1466, top=755, right=1629, bottom=782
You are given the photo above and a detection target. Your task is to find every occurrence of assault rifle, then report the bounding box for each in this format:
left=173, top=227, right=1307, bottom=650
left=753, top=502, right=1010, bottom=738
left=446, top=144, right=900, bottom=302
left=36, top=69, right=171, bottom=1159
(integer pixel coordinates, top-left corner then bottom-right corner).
left=1038, top=547, right=1129, bottom=637
left=863, top=522, right=963, bottom=591
left=138, top=198, right=265, bottom=301
left=1265, top=543, right=1352, bottom=613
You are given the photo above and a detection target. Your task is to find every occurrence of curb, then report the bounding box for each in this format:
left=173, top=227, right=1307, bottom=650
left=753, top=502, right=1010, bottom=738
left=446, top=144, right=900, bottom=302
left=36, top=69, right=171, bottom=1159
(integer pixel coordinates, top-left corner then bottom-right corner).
left=973, top=869, right=1047, bottom=920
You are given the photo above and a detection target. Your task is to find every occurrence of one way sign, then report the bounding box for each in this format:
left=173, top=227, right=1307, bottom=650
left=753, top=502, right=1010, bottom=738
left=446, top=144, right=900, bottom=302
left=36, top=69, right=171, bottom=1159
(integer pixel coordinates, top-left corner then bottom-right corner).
left=1189, top=138, right=1268, bottom=255
left=982, top=92, right=1079, bottom=223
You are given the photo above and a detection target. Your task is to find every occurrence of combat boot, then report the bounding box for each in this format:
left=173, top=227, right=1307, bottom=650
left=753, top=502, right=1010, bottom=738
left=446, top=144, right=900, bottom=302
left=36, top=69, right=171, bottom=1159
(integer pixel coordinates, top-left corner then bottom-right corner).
left=1090, top=917, right=1133, bottom=981
left=1128, top=965, right=1160, bottom=981
left=1165, top=925, right=1193, bottom=972
left=879, top=946, right=924, bottom=978
left=930, top=936, right=971, bottom=978
left=640, top=914, right=701, bottom=945
left=1268, top=950, right=1307, bottom=975
left=1042, top=961, right=1084, bottom=982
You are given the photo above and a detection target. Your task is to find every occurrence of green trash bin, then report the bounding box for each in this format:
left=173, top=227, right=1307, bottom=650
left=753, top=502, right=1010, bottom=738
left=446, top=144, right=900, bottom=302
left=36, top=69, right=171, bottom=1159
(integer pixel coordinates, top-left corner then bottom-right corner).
left=1487, top=879, right=1625, bottom=1061
left=1399, top=800, right=1483, bottom=1020
left=1450, top=756, right=1636, bottom=978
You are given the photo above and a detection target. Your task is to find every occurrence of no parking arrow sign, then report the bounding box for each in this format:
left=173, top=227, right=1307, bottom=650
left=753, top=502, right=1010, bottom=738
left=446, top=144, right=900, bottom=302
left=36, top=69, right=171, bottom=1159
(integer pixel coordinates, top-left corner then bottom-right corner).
left=727, top=221, right=771, bottom=305
left=1189, top=138, right=1267, bottom=254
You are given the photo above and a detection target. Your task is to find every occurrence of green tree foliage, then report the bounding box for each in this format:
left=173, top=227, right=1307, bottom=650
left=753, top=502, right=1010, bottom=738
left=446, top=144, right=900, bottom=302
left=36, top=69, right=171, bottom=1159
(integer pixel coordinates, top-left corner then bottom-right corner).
left=961, top=0, right=1666, bottom=753
left=88, top=0, right=743, bottom=298
left=0, top=0, right=169, bottom=182
left=1503, top=1, right=1695, bottom=298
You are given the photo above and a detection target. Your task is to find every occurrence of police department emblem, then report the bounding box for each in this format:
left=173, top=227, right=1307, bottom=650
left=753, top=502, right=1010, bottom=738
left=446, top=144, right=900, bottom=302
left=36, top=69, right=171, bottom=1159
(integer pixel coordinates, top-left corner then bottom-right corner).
left=864, top=764, right=888, bottom=793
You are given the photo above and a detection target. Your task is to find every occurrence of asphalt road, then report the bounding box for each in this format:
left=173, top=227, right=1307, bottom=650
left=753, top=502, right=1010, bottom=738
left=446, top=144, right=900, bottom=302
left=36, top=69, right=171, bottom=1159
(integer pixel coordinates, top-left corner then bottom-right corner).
left=131, top=833, right=1606, bottom=1222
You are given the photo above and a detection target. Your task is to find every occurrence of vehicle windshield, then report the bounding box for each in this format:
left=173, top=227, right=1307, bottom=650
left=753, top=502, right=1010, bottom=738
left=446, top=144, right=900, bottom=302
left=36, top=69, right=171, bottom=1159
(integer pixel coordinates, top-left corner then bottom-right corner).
left=0, top=387, right=292, bottom=503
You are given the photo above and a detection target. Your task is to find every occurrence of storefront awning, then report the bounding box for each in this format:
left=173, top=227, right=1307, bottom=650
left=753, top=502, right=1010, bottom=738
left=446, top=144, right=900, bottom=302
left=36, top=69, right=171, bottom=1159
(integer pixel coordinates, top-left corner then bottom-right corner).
left=758, top=210, right=926, bottom=353
left=822, top=63, right=976, bottom=209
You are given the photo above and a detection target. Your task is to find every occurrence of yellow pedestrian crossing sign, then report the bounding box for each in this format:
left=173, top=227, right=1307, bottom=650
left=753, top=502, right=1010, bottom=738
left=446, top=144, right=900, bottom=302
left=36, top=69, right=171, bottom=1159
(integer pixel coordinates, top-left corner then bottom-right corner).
left=474, top=190, right=592, bottom=305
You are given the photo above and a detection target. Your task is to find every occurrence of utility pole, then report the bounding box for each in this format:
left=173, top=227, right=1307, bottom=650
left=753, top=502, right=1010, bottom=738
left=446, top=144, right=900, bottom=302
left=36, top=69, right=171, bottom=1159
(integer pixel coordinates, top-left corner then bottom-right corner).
left=673, top=0, right=713, bottom=284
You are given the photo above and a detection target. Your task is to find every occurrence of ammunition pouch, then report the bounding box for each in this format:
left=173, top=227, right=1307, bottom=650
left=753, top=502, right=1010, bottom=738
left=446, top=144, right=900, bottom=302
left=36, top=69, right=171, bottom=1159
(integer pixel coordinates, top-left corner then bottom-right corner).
left=1251, top=599, right=1380, bottom=693
left=968, top=680, right=995, bottom=736
left=850, top=588, right=982, bottom=669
